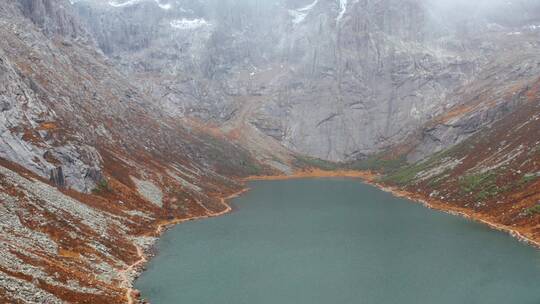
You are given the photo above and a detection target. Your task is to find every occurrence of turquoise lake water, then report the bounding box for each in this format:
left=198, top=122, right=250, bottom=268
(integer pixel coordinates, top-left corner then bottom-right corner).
left=135, top=179, right=540, bottom=304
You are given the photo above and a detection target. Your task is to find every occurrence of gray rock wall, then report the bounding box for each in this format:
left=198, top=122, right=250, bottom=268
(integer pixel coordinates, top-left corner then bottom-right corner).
left=70, top=0, right=540, bottom=162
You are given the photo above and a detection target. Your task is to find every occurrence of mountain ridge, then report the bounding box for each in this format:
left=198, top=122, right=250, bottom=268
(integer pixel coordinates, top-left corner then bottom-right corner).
left=0, top=0, right=539, bottom=303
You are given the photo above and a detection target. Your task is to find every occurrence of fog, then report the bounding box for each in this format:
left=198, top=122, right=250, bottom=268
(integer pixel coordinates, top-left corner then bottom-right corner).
left=424, top=0, right=540, bottom=27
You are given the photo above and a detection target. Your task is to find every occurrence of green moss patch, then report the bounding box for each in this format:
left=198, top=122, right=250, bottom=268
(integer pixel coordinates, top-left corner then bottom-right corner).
left=348, top=154, right=407, bottom=173
left=381, top=150, right=453, bottom=186
left=525, top=204, right=540, bottom=216
left=92, top=179, right=112, bottom=194
left=294, top=155, right=341, bottom=171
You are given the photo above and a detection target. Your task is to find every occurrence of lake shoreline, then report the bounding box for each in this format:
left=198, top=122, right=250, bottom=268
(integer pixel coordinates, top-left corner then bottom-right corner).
left=128, top=170, right=539, bottom=303
left=245, top=170, right=540, bottom=249
left=122, top=187, right=250, bottom=303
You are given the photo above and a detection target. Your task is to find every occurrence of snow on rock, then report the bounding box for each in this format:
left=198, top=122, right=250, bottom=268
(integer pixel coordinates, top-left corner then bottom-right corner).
left=170, top=18, right=210, bottom=30
left=525, top=24, right=540, bottom=31
left=288, top=0, right=318, bottom=24
left=108, top=0, right=171, bottom=10
left=108, top=0, right=142, bottom=7
left=156, top=1, right=171, bottom=10
left=337, top=0, right=359, bottom=23
left=337, top=0, right=347, bottom=22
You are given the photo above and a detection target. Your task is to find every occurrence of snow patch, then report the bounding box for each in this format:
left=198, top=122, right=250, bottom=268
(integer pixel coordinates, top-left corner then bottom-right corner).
left=337, top=0, right=359, bottom=23
left=170, top=18, right=210, bottom=30
left=108, top=0, right=142, bottom=7
left=108, top=0, right=172, bottom=10
left=288, top=10, right=307, bottom=24
left=156, top=1, right=171, bottom=10
left=337, top=0, right=347, bottom=22
left=288, top=0, right=318, bottom=24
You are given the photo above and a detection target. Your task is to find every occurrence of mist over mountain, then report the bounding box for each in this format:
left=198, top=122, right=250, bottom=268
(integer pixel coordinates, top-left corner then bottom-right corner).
left=0, top=0, right=539, bottom=303
left=70, top=0, right=540, bottom=161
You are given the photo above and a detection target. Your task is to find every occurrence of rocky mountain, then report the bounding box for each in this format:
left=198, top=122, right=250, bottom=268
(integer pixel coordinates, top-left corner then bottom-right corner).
left=0, top=0, right=539, bottom=303
left=73, top=0, right=540, bottom=161
left=354, top=78, right=540, bottom=236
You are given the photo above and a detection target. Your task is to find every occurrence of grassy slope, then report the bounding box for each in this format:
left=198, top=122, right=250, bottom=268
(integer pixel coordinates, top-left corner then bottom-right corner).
left=349, top=95, right=540, bottom=238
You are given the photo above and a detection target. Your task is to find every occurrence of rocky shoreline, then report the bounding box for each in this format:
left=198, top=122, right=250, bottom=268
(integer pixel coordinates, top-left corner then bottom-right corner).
left=123, top=188, right=250, bottom=303
left=363, top=179, right=540, bottom=250
left=125, top=169, right=539, bottom=303
left=246, top=170, right=540, bottom=249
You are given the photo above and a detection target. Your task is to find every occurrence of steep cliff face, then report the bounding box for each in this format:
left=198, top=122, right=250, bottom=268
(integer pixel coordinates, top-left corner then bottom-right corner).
left=0, top=0, right=101, bottom=192
left=19, top=0, right=86, bottom=37
left=71, top=0, right=540, bottom=161
left=260, top=0, right=474, bottom=160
